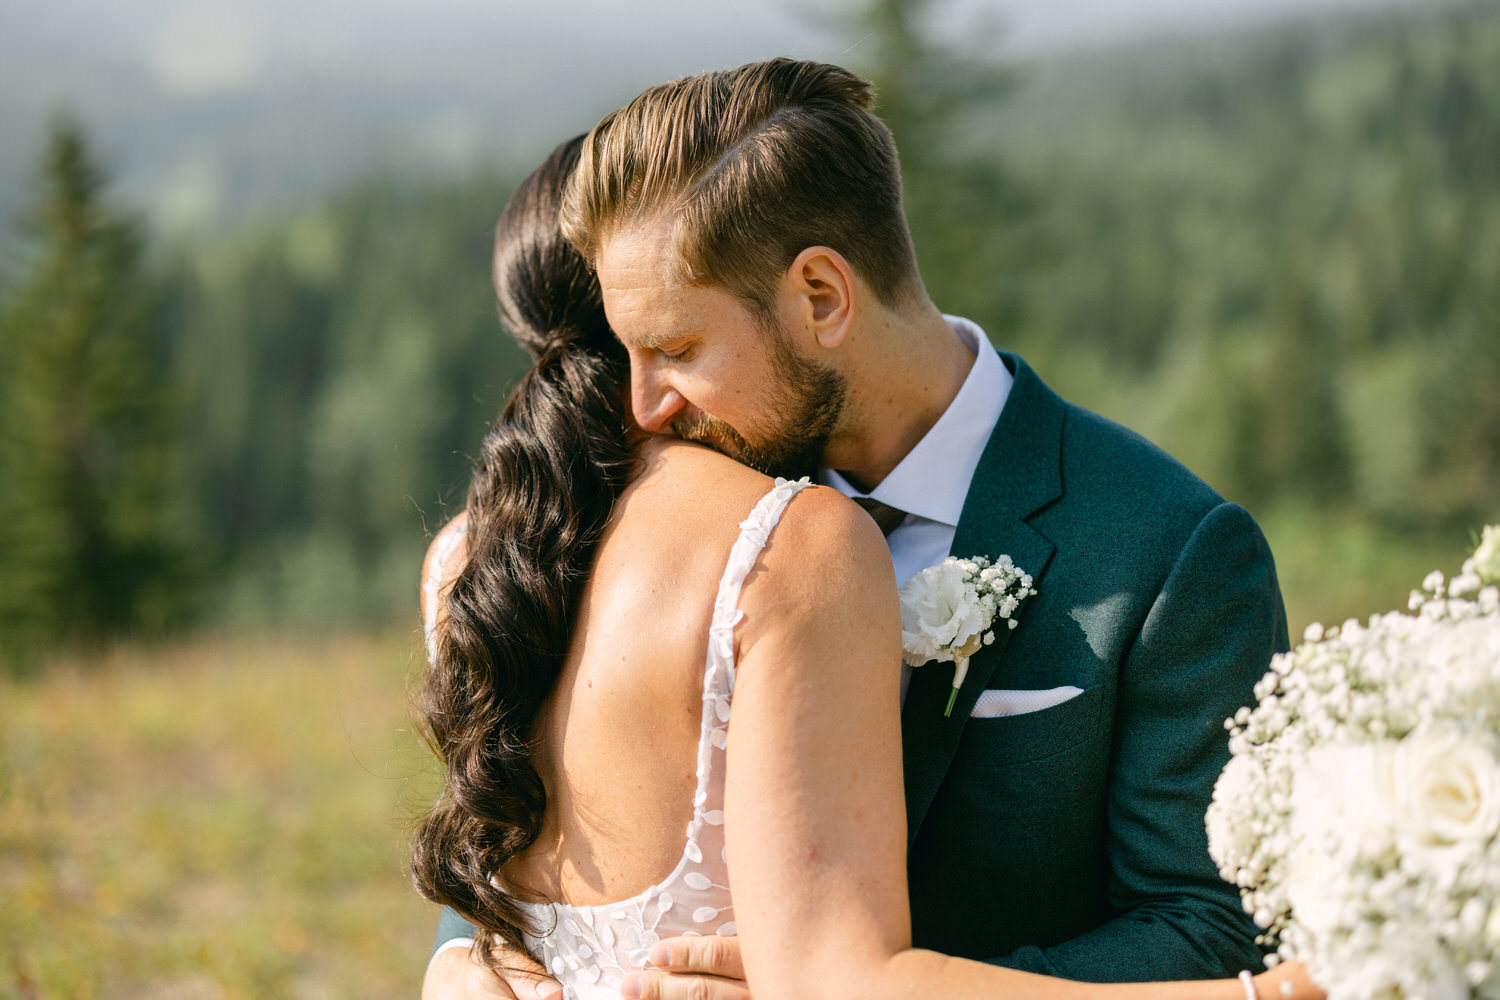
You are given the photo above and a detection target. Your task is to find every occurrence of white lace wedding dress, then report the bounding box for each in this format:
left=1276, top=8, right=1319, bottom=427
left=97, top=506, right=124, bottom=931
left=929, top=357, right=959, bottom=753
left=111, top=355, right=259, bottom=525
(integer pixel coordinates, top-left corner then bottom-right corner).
left=424, top=477, right=812, bottom=1000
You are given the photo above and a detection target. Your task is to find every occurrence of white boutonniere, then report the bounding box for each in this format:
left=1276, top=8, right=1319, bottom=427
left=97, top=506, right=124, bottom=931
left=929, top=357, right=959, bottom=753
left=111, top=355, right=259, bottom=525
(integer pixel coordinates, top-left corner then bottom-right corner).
left=899, top=555, right=1036, bottom=717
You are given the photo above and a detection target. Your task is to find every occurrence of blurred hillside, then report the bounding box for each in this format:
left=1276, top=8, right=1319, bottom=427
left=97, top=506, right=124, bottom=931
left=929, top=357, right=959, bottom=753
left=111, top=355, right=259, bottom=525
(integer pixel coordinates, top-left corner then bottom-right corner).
left=976, top=0, right=1500, bottom=622
left=1, top=0, right=1497, bottom=666
left=0, top=0, right=1411, bottom=237
left=0, top=0, right=830, bottom=237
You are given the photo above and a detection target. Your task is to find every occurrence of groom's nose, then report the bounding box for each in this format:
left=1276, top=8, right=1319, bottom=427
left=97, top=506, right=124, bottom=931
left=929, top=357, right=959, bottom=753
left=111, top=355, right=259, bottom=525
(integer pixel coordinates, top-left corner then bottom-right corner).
left=630, top=364, right=687, bottom=434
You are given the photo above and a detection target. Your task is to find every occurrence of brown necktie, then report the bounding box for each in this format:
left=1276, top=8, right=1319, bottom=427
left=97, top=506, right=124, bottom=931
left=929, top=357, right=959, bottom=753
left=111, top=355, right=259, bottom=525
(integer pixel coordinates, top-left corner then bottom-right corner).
left=852, top=497, right=907, bottom=537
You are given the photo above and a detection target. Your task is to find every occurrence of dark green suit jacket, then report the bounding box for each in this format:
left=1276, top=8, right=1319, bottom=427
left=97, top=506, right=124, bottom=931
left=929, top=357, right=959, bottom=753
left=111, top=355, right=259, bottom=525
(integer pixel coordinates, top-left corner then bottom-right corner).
left=435, top=351, right=1287, bottom=982
left=900, top=351, right=1285, bottom=979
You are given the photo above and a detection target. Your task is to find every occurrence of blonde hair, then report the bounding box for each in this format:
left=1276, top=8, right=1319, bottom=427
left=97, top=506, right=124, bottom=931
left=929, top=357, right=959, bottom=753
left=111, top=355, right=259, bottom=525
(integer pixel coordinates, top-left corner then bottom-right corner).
left=560, top=58, right=921, bottom=321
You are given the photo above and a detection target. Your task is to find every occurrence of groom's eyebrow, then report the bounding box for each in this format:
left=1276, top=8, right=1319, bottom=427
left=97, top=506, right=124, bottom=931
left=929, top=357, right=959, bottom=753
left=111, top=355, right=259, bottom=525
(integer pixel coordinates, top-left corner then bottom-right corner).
left=620, top=329, right=687, bottom=352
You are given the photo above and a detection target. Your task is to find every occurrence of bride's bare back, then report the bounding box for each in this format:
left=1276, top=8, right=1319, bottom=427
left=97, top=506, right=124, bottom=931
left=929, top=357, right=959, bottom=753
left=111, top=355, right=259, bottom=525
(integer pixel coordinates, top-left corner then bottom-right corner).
left=426, top=438, right=810, bottom=906
left=515, top=438, right=782, bottom=904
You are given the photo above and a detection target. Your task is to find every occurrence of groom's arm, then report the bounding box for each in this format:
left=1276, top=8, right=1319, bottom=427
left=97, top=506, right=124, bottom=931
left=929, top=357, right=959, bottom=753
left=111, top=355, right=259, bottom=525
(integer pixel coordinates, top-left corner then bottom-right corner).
left=987, top=501, right=1286, bottom=981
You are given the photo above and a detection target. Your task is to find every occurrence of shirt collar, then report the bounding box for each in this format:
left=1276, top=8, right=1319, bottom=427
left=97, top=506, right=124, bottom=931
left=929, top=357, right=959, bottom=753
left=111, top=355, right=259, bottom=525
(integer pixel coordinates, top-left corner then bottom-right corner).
left=821, top=315, right=1012, bottom=527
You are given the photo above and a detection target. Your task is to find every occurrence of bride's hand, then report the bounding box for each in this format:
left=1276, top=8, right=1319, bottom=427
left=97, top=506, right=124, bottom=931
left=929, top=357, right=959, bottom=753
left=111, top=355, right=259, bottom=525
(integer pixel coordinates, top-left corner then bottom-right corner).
left=1254, top=960, right=1324, bottom=1000
left=422, top=944, right=562, bottom=1000
left=619, top=935, right=750, bottom=1000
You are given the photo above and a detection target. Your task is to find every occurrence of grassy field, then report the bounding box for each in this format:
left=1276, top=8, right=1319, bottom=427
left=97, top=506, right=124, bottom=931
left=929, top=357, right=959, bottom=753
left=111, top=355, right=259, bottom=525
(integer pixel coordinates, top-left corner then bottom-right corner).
left=0, top=632, right=444, bottom=999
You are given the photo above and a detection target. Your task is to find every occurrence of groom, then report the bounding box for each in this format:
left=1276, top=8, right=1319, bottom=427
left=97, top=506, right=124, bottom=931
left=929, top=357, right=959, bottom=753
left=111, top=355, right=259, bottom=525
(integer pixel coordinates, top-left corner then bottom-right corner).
left=427, top=58, right=1287, bottom=999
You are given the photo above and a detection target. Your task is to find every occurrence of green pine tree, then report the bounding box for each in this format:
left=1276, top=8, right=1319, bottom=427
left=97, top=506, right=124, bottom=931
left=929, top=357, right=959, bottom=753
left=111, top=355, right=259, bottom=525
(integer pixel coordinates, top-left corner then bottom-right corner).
left=829, top=0, right=1035, bottom=340
left=1261, top=269, right=1354, bottom=506
left=1419, top=302, right=1500, bottom=526
left=0, top=114, right=186, bottom=667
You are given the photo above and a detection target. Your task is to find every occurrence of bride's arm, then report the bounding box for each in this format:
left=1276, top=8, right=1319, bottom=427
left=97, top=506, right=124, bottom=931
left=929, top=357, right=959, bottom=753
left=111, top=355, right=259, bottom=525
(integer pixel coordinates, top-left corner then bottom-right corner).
left=724, top=488, right=1283, bottom=1000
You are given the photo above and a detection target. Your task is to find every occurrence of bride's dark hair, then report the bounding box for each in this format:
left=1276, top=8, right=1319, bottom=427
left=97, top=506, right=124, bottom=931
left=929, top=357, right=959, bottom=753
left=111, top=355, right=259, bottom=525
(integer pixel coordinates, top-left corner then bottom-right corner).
left=410, top=135, right=632, bottom=963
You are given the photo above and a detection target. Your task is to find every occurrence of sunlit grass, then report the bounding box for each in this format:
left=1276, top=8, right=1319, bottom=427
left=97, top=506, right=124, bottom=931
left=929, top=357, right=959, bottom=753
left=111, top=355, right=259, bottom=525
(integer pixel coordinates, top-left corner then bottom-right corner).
left=1259, top=503, right=1485, bottom=639
left=0, top=631, right=445, bottom=999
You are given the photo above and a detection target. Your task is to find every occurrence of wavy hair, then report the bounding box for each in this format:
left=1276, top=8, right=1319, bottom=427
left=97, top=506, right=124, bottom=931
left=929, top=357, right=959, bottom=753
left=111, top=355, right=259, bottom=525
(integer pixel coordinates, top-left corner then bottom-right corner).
left=411, top=136, right=633, bottom=964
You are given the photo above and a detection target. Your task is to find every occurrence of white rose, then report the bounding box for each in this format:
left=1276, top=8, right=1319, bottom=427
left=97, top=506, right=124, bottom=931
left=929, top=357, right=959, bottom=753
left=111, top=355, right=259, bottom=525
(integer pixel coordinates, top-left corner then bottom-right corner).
left=1290, top=743, right=1397, bottom=865
left=899, top=560, right=987, bottom=666
left=1388, top=729, right=1500, bottom=847
left=1475, top=525, right=1500, bottom=587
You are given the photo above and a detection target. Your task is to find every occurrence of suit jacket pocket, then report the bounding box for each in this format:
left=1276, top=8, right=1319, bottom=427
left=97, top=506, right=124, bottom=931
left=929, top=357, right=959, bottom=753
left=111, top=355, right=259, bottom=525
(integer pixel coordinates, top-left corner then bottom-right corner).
left=951, top=682, right=1106, bottom=768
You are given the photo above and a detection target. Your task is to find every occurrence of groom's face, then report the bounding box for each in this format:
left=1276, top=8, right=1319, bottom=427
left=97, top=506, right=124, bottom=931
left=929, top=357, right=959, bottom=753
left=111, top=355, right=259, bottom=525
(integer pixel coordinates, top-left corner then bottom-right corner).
left=596, top=218, right=846, bottom=479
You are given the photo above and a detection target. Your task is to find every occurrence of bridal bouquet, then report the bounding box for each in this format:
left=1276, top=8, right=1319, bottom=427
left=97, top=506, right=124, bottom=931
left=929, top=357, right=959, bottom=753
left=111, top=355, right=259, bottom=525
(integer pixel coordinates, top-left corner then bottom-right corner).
left=899, top=554, right=1035, bottom=716
left=1207, top=526, right=1500, bottom=1000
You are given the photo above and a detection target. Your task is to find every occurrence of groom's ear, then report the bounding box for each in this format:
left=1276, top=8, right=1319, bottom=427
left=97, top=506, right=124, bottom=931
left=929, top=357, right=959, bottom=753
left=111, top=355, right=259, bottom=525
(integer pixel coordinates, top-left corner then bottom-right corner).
left=782, top=246, right=855, bottom=350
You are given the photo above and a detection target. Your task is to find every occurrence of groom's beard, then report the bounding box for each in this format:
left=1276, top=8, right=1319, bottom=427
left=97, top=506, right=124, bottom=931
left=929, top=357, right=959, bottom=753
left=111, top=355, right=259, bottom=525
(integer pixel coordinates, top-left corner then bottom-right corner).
left=674, top=328, right=846, bottom=482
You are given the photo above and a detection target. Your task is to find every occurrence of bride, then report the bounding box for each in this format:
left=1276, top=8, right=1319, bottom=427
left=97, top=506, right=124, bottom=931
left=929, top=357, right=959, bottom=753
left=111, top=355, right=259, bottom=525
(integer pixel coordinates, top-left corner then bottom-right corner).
left=411, top=137, right=1316, bottom=1000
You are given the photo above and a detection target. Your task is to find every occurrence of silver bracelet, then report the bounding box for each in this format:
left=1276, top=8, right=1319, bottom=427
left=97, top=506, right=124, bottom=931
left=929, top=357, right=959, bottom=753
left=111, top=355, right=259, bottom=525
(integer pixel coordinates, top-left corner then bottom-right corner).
left=1238, top=969, right=1258, bottom=1000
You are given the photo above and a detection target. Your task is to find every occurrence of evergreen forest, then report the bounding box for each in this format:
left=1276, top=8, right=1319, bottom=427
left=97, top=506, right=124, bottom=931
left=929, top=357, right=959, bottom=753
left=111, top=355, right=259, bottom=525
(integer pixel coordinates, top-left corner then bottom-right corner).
left=2, top=0, right=1497, bottom=666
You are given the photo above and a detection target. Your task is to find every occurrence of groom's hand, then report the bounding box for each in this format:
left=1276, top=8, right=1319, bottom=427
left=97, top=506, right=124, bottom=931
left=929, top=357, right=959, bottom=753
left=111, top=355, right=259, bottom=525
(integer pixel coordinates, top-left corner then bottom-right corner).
left=621, top=936, right=750, bottom=1000
left=422, top=945, right=562, bottom=1000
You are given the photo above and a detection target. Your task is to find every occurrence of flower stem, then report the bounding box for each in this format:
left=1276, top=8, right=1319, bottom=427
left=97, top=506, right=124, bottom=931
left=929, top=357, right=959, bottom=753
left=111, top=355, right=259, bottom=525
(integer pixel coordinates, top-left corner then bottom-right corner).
left=944, top=656, right=970, bottom=717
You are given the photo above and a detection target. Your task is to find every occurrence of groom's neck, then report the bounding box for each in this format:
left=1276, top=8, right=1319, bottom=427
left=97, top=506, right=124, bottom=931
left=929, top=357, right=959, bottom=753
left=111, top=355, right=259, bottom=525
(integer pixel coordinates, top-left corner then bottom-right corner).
left=822, top=299, right=976, bottom=492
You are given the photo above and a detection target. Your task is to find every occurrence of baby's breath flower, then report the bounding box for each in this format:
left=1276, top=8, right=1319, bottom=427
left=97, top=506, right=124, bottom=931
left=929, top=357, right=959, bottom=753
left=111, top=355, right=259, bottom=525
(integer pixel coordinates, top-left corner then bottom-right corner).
left=1206, top=526, right=1500, bottom=1000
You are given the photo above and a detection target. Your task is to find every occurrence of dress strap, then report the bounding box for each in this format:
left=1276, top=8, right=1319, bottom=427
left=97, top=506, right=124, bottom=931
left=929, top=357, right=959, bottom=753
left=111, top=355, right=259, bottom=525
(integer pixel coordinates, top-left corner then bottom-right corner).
left=681, top=475, right=813, bottom=886
left=707, top=477, right=814, bottom=695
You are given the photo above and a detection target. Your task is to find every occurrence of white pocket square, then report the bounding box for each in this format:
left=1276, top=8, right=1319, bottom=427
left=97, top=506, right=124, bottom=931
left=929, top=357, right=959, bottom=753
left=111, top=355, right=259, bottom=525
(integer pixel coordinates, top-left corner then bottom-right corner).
left=970, top=685, right=1084, bottom=719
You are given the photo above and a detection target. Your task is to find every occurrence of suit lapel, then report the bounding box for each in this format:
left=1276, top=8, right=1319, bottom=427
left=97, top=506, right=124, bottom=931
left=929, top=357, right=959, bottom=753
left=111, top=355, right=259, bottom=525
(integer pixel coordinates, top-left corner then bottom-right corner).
left=901, top=352, right=1063, bottom=849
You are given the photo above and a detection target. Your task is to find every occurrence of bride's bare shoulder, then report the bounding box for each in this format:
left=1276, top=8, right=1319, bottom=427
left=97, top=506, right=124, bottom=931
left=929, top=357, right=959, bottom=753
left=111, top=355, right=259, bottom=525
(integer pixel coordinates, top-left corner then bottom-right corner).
left=626, top=436, right=775, bottom=515
left=735, top=477, right=899, bottom=661
left=420, top=510, right=469, bottom=633
left=635, top=435, right=760, bottom=478
left=756, top=481, right=893, bottom=591
left=626, top=437, right=884, bottom=562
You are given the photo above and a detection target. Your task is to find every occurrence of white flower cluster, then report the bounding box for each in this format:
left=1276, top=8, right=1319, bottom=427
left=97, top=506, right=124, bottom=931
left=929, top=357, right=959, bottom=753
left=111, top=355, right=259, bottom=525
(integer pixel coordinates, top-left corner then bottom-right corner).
left=1207, top=526, right=1500, bottom=1000
left=899, top=554, right=1036, bottom=667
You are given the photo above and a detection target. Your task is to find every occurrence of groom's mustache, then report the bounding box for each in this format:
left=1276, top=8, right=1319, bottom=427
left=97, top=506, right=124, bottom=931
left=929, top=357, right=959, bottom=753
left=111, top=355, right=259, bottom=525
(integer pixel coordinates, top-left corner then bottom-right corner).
left=673, top=413, right=751, bottom=458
